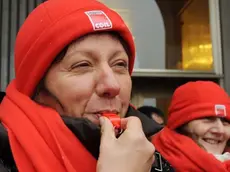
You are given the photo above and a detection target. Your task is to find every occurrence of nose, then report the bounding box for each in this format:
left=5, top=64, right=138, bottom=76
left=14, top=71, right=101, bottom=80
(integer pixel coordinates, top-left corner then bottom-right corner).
left=95, top=64, right=120, bottom=98
left=211, top=118, right=225, bottom=135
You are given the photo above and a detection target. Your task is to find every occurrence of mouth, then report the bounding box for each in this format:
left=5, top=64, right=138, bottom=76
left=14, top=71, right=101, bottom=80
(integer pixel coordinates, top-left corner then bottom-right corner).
left=94, top=110, right=119, bottom=114
left=84, top=110, right=119, bottom=123
left=199, top=137, right=227, bottom=154
left=92, top=110, right=119, bottom=116
left=202, top=138, right=222, bottom=144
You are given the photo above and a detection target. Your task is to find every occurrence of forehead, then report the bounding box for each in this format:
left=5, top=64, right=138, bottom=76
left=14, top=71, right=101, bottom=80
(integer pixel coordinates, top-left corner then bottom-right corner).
left=188, top=119, right=207, bottom=125
left=70, top=32, right=123, bottom=49
left=188, top=117, right=224, bottom=126
left=64, top=32, right=129, bottom=56
left=50, top=32, right=130, bottom=67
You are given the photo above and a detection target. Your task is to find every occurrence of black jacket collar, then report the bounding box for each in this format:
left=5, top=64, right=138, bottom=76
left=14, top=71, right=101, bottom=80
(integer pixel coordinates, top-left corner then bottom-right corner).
left=61, top=106, right=163, bottom=158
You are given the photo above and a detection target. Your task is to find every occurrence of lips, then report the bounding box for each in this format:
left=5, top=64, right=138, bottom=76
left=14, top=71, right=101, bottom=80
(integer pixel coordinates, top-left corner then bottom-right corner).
left=197, top=137, right=227, bottom=154
left=93, top=110, right=119, bottom=114
left=84, top=110, right=119, bottom=123
left=203, top=138, right=221, bottom=144
left=89, top=110, right=119, bottom=118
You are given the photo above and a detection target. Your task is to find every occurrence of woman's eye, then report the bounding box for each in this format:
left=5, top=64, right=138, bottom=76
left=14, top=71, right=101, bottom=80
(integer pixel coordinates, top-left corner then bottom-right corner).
left=115, top=61, right=128, bottom=68
left=223, top=121, right=230, bottom=126
left=202, top=117, right=216, bottom=122
left=221, top=119, right=230, bottom=126
left=71, top=62, right=90, bottom=69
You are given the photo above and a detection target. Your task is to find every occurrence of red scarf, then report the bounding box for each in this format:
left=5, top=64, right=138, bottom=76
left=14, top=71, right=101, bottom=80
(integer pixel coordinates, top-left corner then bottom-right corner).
left=153, top=127, right=230, bottom=172
left=0, top=80, right=97, bottom=172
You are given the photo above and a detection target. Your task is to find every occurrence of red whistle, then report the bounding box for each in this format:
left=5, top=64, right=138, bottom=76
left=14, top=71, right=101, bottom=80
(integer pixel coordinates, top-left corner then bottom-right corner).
left=101, top=113, right=121, bottom=130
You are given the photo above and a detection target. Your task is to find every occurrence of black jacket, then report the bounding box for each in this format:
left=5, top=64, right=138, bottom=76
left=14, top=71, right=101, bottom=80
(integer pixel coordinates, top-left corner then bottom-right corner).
left=0, top=92, right=174, bottom=172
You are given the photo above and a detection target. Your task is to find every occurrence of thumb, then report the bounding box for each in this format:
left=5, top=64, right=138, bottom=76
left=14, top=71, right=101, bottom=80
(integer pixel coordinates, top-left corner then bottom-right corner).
left=100, top=116, right=116, bottom=141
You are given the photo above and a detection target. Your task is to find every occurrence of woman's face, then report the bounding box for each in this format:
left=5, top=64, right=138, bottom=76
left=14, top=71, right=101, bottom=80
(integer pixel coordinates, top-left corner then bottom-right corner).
left=36, top=33, right=132, bottom=125
left=183, top=117, right=230, bottom=154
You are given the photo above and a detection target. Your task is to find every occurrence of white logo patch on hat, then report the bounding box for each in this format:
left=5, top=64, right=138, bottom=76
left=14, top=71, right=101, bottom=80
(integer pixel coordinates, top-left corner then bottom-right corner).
left=85, top=10, right=112, bottom=31
left=215, top=104, right=226, bottom=117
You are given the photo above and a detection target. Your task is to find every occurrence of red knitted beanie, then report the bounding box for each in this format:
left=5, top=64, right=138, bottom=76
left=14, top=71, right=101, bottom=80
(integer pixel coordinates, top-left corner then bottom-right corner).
left=167, top=81, right=230, bottom=129
left=14, top=0, right=135, bottom=96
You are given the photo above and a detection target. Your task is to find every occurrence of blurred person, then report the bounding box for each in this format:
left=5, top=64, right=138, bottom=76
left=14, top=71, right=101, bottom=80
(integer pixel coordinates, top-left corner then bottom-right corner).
left=153, top=81, right=230, bottom=171
left=138, top=106, right=165, bottom=125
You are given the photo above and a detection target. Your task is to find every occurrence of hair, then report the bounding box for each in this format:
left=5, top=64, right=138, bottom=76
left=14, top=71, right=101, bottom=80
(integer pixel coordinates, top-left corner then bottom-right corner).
left=32, top=31, right=131, bottom=100
left=137, top=106, right=164, bottom=119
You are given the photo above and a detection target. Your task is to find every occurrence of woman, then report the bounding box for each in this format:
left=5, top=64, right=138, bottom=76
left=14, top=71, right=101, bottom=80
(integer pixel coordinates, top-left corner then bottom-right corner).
left=153, top=81, right=230, bottom=171
left=0, top=0, right=163, bottom=171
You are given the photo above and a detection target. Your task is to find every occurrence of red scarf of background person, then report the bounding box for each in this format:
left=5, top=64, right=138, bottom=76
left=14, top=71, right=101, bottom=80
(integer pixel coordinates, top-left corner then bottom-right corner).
left=0, top=80, right=97, bottom=172
left=153, top=127, right=230, bottom=172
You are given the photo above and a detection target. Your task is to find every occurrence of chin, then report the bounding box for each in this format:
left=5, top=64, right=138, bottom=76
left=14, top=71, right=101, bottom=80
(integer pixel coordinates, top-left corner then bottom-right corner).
left=209, top=150, right=223, bottom=155
left=203, top=146, right=224, bottom=155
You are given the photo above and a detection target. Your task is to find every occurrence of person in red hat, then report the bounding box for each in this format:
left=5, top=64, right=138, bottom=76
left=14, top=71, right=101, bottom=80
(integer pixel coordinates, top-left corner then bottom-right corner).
left=153, top=81, right=230, bottom=172
left=0, top=0, right=163, bottom=171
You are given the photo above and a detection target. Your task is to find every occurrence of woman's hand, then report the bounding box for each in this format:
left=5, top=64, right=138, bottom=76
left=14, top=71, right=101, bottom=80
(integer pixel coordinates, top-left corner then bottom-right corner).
left=97, top=116, right=155, bottom=172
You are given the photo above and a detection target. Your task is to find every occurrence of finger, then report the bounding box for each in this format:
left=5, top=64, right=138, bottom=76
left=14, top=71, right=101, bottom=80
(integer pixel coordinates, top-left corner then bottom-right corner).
left=121, top=116, right=143, bottom=133
left=99, top=116, right=116, bottom=140
left=148, top=144, right=156, bottom=163
left=120, top=117, right=128, bottom=129
left=147, top=153, right=156, bottom=172
left=151, top=154, right=155, bottom=164
left=147, top=156, right=155, bottom=172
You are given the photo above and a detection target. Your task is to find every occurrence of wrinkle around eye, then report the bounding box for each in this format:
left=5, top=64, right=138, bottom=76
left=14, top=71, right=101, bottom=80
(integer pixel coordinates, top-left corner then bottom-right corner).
left=71, top=62, right=91, bottom=69
left=117, top=59, right=128, bottom=67
left=68, top=60, right=92, bottom=70
left=221, top=118, right=230, bottom=126
left=111, top=56, right=129, bottom=69
left=66, top=62, right=94, bottom=75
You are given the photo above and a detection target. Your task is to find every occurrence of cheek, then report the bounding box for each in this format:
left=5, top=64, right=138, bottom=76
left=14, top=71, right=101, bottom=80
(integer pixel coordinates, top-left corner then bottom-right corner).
left=192, top=127, right=208, bottom=138
left=185, top=123, right=206, bottom=138
left=47, top=74, right=95, bottom=115
left=118, top=75, right=132, bottom=116
left=119, top=75, right=131, bottom=100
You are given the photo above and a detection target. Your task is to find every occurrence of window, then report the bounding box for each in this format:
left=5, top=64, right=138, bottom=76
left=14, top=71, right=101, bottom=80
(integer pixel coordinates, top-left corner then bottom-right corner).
left=99, top=0, right=213, bottom=71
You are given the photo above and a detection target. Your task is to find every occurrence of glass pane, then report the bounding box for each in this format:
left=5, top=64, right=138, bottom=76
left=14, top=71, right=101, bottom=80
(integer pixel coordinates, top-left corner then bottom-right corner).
left=180, top=0, right=213, bottom=71
left=98, top=0, right=166, bottom=69
left=99, top=0, right=213, bottom=71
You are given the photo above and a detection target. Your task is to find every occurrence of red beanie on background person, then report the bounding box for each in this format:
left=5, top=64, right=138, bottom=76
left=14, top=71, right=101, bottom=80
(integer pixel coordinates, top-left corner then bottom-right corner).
left=167, top=81, right=230, bottom=129
left=153, top=81, right=230, bottom=172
